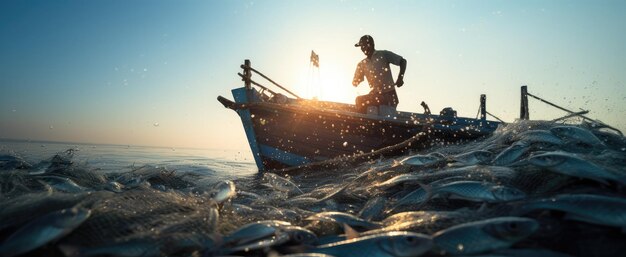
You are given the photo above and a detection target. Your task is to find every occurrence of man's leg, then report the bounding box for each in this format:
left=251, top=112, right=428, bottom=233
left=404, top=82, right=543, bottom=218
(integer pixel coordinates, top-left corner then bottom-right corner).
left=356, top=93, right=377, bottom=113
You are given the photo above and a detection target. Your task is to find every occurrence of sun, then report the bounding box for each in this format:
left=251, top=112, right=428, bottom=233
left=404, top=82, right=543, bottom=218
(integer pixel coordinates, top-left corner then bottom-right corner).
left=294, top=63, right=365, bottom=104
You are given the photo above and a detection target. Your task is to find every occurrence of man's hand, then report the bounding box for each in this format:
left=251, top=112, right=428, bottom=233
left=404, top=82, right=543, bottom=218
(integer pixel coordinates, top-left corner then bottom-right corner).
left=395, top=77, right=404, bottom=87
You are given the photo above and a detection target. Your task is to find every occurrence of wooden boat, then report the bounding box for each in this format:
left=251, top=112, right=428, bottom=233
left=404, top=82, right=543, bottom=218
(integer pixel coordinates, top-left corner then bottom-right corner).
left=218, top=60, right=501, bottom=172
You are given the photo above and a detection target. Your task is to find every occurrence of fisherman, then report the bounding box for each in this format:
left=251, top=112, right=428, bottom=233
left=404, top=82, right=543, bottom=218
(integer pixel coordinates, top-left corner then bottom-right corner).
left=352, top=35, right=407, bottom=114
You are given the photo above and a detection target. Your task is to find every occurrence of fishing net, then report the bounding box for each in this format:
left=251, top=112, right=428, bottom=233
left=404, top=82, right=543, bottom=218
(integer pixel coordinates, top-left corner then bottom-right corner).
left=0, top=120, right=625, bottom=257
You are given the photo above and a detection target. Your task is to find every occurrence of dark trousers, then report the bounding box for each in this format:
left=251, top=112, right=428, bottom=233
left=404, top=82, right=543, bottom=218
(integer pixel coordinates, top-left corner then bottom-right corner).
left=355, top=90, right=399, bottom=113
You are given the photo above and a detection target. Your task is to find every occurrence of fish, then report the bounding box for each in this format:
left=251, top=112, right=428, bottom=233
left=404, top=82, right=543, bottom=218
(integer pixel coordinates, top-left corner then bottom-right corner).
left=358, top=196, right=386, bottom=221
left=308, top=231, right=433, bottom=257
left=391, top=181, right=525, bottom=211
left=209, top=180, right=236, bottom=203
left=263, top=173, right=304, bottom=194
left=528, top=151, right=624, bottom=184
left=363, top=210, right=472, bottom=236
left=517, top=193, right=626, bottom=228
left=449, top=150, right=494, bottom=165
left=401, top=165, right=518, bottom=185
left=36, top=175, right=88, bottom=193
left=0, top=207, right=91, bottom=257
left=275, top=253, right=337, bottom=257
left=550, top=125, right=605, bottom=148
left=222, top=233, right=290, bottom=254
left=373, top=174, right=422, bottom=189
left=492, top=141, right=530, bottom=166
left=281, top=225, right=318, bottom=245
left=306, top=211, right=382, bottom=231
left=104, top=181, right=125, bottom=192
left=399, top=153, right=444, bottom=167
left=382, top=211, right=467, bottom=227
left=432, top=217, right=539, bottom=255
left=514, top=130, right=564, bottom=146
left=223, top=220, right=291, bottom=246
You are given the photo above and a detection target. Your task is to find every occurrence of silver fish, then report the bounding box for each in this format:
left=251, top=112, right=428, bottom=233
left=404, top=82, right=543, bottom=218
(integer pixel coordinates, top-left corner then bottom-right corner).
left=433, top=181, right=526, bottom=202
left=450, top=150, right=494, bottom=165
left=358, top=196, right=386, bottom=221
left=399, top=153, right=443, bottom=167
left=382, top=211, right=466, bottom=227
left=528, top=151, right=623, bottom=184
left=281, top=225, right=318, bottom=245
left=514, top=130, right=564, bottom=145
left=264, top=172, right=303, bottom=194
left=432, top=217, right=538, bottom=255
left=392, top=181, right=525, bottom=211
left=36, top=176, right=88, bottom=193
left=278, top=254, right=337, bottom=257
left=492, top=141, right=530, bottom=166
left=518, top=193, right=626, bottom=228
left=308, top=231, right=433, bottom=257
left=223, top=220, right=291, bottom=246
left=550, top=125, right=605, bottom=148
left=209, top=180, right=236, bottom=203
left=406, top=165, right=518, bottom=185
left=223, top=233, right=290, bottom=253
left=0, top=207, right=91, bottom=257
left=374, top=174, right=421, bottom=189
left=306, top=211, right=382, bottom=230
left=104, top=181, right=124, bottom=192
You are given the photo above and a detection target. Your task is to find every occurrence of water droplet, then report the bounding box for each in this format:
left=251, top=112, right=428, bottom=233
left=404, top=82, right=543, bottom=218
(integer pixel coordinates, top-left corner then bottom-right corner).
left=153, top=122, right=159, bottom=127
left=49, top=125, right=53, bottom=130
left=343, top=142, right=348, bottom=147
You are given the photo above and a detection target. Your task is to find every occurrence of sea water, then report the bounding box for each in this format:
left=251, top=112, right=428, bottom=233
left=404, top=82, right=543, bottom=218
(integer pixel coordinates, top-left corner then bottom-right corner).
left=0, top=120, right=625, bottom=257
left=0, top=140, right=257, bottom=178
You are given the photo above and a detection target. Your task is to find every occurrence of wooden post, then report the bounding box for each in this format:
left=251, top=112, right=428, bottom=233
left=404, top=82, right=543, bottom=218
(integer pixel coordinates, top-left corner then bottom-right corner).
left=520, top=85, right=529, bottom=120
left=480, top=94, right=486, bottom=121
left=243, top=59, right=251, bottom=90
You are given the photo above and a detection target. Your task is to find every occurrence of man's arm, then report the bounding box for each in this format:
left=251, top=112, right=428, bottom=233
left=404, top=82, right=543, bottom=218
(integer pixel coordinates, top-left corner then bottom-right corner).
left=352, top=62, right=364, bottom=87
left=395, top=58, right=407, bottom=87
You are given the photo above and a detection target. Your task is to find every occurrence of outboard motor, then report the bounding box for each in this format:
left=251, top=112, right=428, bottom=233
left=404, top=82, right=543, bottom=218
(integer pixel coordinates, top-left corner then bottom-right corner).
left=440, top=107, right=457, bottom=118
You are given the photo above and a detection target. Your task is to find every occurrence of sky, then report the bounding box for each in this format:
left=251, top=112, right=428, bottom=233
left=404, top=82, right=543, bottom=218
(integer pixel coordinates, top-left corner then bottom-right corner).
left=0, top=0, right=625, bottom=152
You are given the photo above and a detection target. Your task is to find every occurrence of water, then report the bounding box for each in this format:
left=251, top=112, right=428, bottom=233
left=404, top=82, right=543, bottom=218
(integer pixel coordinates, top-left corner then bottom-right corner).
left=0, top=121, right=625, bottom=257
left=0, top=140, right=257, bottom=179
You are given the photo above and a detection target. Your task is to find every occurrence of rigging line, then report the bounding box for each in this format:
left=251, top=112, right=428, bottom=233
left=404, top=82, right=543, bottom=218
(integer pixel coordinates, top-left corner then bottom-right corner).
left=486, top=111, right=505, bottom=123
left=241, top=65, right=302, bottom=99
left=237, top=73, right=278, bottom=96
left=526, top=92, right=622, bottom=136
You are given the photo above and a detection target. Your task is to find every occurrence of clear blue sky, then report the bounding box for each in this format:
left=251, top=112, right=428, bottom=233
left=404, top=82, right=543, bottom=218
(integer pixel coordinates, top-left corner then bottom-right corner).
left=1, top=0, right=625, bottom=150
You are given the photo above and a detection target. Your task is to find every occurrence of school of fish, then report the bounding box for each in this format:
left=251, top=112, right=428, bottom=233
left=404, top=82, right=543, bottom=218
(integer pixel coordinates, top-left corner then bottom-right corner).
left=0, top=120, right=625, bottom=257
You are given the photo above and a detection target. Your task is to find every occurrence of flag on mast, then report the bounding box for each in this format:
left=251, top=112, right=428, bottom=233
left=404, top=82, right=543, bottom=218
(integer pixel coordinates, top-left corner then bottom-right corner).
left=310, top=50, right=319, bottom=68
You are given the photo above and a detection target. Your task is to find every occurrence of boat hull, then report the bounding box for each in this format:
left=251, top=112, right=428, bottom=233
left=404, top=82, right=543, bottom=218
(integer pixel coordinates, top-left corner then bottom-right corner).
left=224, top=87, right=499, bottom=172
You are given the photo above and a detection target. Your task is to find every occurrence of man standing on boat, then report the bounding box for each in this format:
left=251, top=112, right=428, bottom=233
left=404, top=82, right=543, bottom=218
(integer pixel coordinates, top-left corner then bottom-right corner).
left=352, top=35, right=407, bottom=114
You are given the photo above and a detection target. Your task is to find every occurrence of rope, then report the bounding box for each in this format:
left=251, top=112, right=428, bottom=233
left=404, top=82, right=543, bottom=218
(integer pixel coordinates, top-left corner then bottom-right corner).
left=552, top=110, right=589, bottom=122
left=527, top=92, right=622, bottom=136
left=240, top=65, right=302, bottom=99
left=486, top=111, right=505, bottom=123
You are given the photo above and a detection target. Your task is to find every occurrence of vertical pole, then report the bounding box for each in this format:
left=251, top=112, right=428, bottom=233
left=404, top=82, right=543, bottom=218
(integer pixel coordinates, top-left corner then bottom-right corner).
left=480, top=94, right=486, bottom=121
left=243, top=59, right=251, bottom=90
left=520, top=85, right=529, bottom=120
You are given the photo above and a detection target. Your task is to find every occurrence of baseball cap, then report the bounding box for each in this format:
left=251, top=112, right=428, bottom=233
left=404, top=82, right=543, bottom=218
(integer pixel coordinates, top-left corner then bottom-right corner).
left=354, top=35, right=374, bottom=47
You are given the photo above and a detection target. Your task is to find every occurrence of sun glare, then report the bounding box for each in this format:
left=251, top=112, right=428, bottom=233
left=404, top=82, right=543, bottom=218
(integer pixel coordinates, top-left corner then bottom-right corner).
left=294, top=63, right=363, bottom=104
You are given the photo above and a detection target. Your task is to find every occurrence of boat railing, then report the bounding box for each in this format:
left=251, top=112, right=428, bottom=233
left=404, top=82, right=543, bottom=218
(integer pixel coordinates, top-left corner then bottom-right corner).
left=239, top=59, right=303, bottom=100
left=237, top=59, right=504, bottom=126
